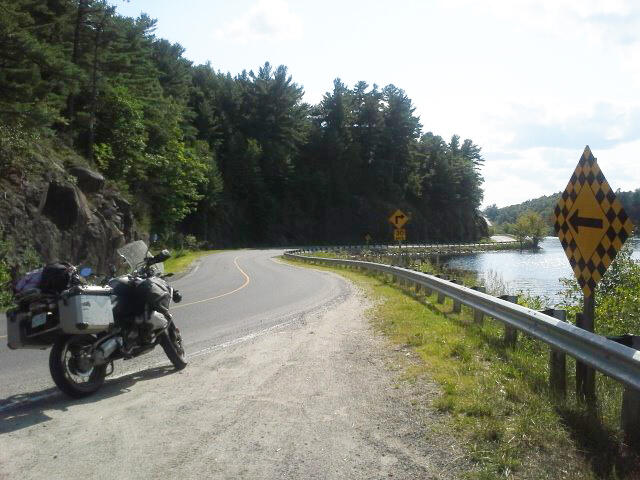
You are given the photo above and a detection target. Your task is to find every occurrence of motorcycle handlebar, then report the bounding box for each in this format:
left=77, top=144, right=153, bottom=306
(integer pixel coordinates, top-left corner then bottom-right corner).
left=147, top=249, right=172, bottom=265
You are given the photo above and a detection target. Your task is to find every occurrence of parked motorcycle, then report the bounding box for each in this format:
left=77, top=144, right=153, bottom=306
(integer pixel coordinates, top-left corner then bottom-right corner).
left=6, top=240, right=187, bottom=398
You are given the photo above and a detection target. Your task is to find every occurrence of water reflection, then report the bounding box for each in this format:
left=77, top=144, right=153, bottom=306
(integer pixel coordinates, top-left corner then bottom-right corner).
left=442, top=237, right=639, bottom=304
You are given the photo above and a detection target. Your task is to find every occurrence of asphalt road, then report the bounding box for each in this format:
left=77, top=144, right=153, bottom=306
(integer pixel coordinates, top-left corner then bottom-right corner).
left=0, top=249, right=348, bottom=407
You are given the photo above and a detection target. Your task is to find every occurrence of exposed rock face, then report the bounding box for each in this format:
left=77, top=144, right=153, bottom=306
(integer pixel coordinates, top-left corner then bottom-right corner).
left=41, top=182, right=86, bottom=229
left=68, top=166, right=105, bottom=193
left=0, top=163, right=137, bottom=274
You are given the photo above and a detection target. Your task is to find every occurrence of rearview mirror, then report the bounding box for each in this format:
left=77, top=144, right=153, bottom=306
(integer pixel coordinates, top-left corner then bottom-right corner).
left=155, top=249, right=171, bottom=263
left=150, top=233, right=158, bottom=244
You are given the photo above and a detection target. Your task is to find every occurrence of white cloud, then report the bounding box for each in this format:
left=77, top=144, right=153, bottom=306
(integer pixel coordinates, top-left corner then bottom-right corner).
left=215, top=0, right=303, bottom=44
left=469, top=0, right=639, bottom=38
left=481, top=146, right=577, bottom=207
left=499, top=101, right=640, bottom=149
left=482, top=138, right=640, bottom=208
left=441, top=0, right=640, bottom=81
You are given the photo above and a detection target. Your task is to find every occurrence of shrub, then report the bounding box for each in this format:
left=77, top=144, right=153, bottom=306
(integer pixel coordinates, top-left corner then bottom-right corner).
left=0, top=123, right=40, bottom=173
left=184, top=235, right=198, bottom=250
left=0, top=260, right=12, bottom=308
left=559, top=243, right=640, bottom=336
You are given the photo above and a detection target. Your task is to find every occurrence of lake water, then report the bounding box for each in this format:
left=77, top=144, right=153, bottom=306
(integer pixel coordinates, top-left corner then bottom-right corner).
left=442, top=237, right=640, bottom=304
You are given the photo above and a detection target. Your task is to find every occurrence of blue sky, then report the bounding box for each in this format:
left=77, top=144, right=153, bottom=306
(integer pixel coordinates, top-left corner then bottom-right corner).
left=114, top=0, right=640, bottom=208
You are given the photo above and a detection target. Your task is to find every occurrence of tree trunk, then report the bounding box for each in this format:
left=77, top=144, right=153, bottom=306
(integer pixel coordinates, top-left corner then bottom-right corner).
left=65, top=0, right=88, bottom=132
left=87, top=8, right=109, bottom=160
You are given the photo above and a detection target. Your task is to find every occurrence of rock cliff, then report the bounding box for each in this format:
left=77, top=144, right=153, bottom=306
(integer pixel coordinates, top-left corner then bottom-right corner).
left=0, top=155, right=137, bottom=275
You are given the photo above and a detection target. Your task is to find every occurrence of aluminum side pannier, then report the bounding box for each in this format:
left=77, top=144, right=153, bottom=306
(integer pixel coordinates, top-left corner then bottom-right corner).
left=58, top=286, right=115, bottom=334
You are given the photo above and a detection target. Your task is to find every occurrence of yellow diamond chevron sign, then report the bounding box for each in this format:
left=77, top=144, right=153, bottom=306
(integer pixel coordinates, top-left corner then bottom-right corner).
left=554, top=146, right=634, bottom=297
left=389, top=209, right=409, bottom=229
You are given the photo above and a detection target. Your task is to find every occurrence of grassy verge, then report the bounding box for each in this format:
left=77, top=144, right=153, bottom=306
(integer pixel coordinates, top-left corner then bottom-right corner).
left=283, top=257, right=639, bottom=479
left=163, top=249, right=223, bottom=274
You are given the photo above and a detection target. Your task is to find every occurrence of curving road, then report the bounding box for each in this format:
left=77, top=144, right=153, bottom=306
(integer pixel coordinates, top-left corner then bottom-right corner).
left=0, top=249, right=348, bottom=408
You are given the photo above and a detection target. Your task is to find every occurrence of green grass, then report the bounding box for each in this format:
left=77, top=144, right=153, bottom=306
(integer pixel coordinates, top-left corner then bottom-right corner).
left=305, top=251, right=342, bottom=259
left=284, top=257, right=640, bottom=479
left=163, top=249, right=223, bottom=274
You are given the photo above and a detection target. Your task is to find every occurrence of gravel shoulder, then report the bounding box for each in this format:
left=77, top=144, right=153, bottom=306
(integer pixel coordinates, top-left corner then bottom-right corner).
left=0, top=275, right=466, bottom=480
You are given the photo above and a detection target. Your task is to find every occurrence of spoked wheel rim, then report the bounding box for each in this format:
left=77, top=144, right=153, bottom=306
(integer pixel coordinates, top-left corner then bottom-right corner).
left=59, top=337, right=104, bottom=393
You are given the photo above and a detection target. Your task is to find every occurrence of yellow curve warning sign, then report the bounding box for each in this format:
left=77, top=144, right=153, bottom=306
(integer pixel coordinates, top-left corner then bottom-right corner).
left=554, top=146, right=634, bottom=297
left=389, top=209, right=409, bottom=229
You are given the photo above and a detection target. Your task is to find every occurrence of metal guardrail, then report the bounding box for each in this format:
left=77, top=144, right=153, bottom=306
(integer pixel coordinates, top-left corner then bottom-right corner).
left=285, top=251, right=640, bottom=392
left=297, top=241, right=522, bottom=253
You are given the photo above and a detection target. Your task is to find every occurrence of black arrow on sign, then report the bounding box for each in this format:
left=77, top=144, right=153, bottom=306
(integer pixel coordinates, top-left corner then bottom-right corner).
left=395, top=214, right=405, bottom=225
left=569, top=209, right=603, bottom=233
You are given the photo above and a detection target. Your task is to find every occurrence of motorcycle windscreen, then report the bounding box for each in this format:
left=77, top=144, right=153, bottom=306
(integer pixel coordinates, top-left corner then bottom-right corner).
left=117, top=240, right=164, bottom=273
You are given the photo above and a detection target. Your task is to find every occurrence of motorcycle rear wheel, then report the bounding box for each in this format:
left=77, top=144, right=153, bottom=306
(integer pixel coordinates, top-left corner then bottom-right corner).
left=49, top=334, right=107, bottom=398
left=160, top=324, right=187, bottom=370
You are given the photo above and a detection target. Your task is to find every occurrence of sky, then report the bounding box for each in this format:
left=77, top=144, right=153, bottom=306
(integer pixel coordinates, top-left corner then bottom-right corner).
left=113, top=0, right=640, bottom=208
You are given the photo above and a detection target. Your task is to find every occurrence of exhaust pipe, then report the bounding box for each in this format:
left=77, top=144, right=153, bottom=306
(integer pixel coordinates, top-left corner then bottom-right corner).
left=93, top=337, right=122, bottom=365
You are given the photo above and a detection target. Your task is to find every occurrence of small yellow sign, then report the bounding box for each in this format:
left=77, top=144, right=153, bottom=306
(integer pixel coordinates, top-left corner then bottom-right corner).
left=394, top=228, right=406, bottom=242
left=389, top=209, right=409, bottom=229
left=554, top=146, right=634, bottom=297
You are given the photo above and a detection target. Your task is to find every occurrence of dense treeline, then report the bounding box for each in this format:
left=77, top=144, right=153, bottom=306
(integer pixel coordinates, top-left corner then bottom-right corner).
left=485, top=189, right=640, bottom=234
left=1, top=0, right=486, bottom=246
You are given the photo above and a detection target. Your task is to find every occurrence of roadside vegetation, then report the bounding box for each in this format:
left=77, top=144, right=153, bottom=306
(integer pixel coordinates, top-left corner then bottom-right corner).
left=558, top=243, right=640, bottom=338
left=0, top=226, right=41, bottom=310
left=487, top=210, right=550, bottom=247
left=163, top=249, right=222, bottom=275
left=286, top=250, right=640, bottom=479
left=510, top=211, right=548, bottom=248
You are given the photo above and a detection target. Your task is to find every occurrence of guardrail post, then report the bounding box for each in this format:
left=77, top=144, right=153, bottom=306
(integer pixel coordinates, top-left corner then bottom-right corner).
left=451, top=280, right=462, bottom=313
left=543, top=309, right=567, bottom=399
left=471, top=286, right=486, bottom=324
left=436, top=276, right=446, bottom=304
left=622, top=388, right=640, bottom=446
left=604, top=335, right=640, bottom=445
left=500, top=295, right=518, bottom=347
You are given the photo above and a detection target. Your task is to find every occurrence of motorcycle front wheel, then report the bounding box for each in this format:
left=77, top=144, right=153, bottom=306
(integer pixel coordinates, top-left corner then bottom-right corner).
left=159, top=324, right=187, bottom=370
left=49, top=334, right=107, bottom=398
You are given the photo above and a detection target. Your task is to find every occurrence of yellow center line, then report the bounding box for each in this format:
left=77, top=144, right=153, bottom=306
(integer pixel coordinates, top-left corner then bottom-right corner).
left=172, top=255, right=250, bottom=310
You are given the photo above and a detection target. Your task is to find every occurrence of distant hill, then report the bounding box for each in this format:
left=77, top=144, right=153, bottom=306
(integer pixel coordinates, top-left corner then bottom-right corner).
left=485, top=189, right=640, bottom=231
left=484, top=193, right=561, bottom=228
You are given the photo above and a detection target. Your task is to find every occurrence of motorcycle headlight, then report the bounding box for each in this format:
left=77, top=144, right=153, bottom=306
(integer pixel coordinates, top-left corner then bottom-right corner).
left=172, top=290, right=182, bottom=303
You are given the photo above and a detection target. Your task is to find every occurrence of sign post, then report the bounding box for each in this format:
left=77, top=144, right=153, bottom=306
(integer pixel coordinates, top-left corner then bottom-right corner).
left=576, top=298, right=596, bottom=403
left=554, top=146, right=634, bottom=405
